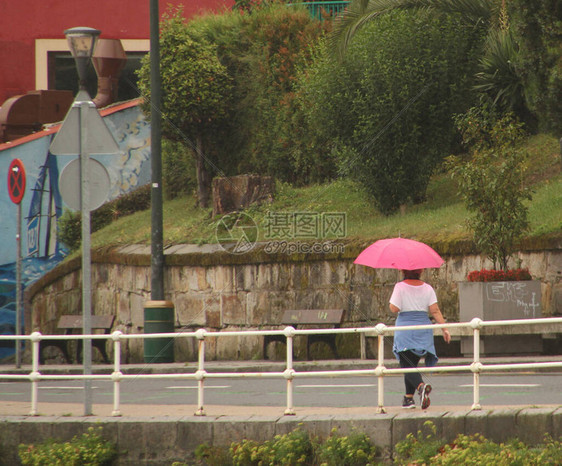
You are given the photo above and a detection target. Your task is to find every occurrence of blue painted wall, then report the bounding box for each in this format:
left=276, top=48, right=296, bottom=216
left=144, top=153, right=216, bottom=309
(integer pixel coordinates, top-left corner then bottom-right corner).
left=0, top=102, right=151, bottom=358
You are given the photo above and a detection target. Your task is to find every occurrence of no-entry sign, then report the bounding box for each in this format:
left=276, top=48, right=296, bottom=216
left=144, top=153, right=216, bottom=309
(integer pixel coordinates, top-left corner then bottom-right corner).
left=8, top=158, right=26, bottom=204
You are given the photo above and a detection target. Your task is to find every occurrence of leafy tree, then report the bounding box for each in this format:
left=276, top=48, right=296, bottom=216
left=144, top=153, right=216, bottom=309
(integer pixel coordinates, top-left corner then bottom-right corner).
left=136, top=9, right=233, bottom=207
left=330, top=0, right=499, bottom=58
left=298, top=10, right=484, bottom=214
left=509, top=0, right=562, bottom=134
left=235, top=4, right=329, bottom=183
left=138, top=5, right=327, bottom=194
left=448, top=107, right=532, bottom=271
left=331, top=0, right=535, bottom=125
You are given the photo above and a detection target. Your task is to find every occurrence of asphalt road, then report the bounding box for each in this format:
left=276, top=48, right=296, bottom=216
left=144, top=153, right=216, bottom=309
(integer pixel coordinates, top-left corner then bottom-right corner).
left=0, top=372, right=558, bottom=410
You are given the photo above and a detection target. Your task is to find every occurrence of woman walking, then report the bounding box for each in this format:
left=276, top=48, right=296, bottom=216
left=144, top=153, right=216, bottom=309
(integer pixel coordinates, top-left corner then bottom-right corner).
left=389, top=269, right=451, bottom=409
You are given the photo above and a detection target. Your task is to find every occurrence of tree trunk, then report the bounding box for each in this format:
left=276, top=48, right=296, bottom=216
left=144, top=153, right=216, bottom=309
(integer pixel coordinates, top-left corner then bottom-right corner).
left=195, top=135, right=211, bottom=208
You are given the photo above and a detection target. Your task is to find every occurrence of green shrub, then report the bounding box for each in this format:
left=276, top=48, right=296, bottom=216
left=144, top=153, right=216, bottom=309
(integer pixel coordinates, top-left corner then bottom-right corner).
left=298, top=9, right=485, bottom=214
left=230, top=427, right=314, bottom=465
left=447, top=109, right=532, bottom=270
left=18, top=426, right=117, bottom=465
left=393, top=420, right=443, bottom=465
left=190, top=426, right=378, bottom=465
left=162, top=138, right=196, bottom=200
left=393, top=421, right=562, bottom=465
left=57, top=209, right=82, bottom=252
left=315, top=427, right=378, bottom=465
left=57, top=185, right=151, bottom=252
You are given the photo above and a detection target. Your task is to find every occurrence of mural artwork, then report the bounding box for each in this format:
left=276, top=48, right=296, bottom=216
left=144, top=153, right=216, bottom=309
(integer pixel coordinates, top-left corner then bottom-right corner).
left=0, top=101, right=151, bottom=359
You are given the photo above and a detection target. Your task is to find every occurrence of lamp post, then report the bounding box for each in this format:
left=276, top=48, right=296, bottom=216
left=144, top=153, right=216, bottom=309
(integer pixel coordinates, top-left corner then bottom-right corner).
left=64, top=26, right=100, bottom=416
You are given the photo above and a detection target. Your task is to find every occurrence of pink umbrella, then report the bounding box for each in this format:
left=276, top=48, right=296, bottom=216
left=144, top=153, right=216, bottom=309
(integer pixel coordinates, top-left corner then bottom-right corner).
left=354, top=237, right=444, bottom=270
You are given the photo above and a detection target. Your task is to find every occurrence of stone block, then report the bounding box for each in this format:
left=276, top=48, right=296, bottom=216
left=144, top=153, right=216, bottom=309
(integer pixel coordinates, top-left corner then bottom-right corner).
left=94, top=289, right=118, bottom=315
left=116, top=418, right=149, bottom=463
left=188, top=267, right=210, bottom=292
left=174, top=334, right=198, bottom=362
left=212, top=415, right=254, bottom=446
left=275, top=415, right=308, bottom=436
left=214, top=266, right=235, bottom=293
left=256, top=263, right=273, bottom=289
left=486, top=408, right=520, bottom=443
left=0, top=417, right=23, bottom=466
left=553, top=407, right=562, bottom=440
left=221, top=293, right=246, bottom=326
left=465, top=409, right=490, bottom=436
left=50, top=417, right=88, bottom=441
left=246, top=291, right=269, bottom=326
left=392, top=410, right=444, bottom=445
left=441, top=410, right=469, bottom=443
left=134, top=266, right=150, bottom=292
left=553, top=285, right=562, bottom=316
left=177, top=416, right=216, bottom=453
left=129, top=293, right=146, bottom=332
left=143, top=419, right=180, bottom=463
left=241, top=415, right=279, bottom=443
left=332, top=412, right=394, bottom=451
left=174, top=293, right=206, bottom=328
left=299, top=414, right=334, bottom=440
left=516, top=407, right=556, bottom=445
left=18, top=417, right=54, bottom=448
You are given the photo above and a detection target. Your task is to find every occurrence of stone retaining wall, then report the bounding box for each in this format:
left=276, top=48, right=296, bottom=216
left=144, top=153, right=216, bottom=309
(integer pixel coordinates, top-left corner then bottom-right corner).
left=1, top=407, right=561, bottom=465
left=25, top=242, right=562, bottom=362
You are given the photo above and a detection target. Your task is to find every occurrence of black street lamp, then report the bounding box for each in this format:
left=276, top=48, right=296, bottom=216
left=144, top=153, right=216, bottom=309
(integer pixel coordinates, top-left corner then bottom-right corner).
left=61, top=25, right=101, bottom=416
left=64, top=27, right=101, bottom=91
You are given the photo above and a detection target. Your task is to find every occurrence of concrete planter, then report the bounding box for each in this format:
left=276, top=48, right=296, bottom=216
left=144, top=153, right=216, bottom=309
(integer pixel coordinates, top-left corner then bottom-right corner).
left=458, top=280, right=542, bottom=356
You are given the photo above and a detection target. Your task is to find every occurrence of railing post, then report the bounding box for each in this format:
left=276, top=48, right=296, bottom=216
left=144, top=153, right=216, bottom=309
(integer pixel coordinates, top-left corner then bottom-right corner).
left=195, top=329, right=206, bottom=416
left=284, top=326, right=296, bottom=415
left=375, top=324, right=387, bottom=414
left=111, top=331, right=123, bottom=416
left=470, top=318, right=482, bottom=410
left=29, top=332, right=41, bottom=416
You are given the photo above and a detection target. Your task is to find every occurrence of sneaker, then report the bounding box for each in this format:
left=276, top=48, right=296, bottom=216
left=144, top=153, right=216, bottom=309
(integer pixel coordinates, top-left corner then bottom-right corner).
left=402, top=396, right=415, bottom=409
left=418, top=383, right=432, bottom=409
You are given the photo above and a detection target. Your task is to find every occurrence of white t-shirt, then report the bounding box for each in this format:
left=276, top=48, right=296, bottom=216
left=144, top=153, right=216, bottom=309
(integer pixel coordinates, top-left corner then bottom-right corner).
left=389, top=281, right=437, bottom=313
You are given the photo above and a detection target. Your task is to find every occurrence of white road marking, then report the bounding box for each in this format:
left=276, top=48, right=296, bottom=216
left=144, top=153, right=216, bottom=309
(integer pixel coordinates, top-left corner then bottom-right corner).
left=459, top=384, right=539, bottom=388
left=165, top=385, right=231, bottom=390
left=298, top=384, right=376, bottom=388
left=39, top=386, right=98, bottom=390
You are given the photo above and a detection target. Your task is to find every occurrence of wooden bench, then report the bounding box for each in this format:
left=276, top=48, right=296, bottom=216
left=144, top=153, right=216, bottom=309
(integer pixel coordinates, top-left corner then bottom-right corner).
left=40, top=315, right=115, bottom=364
left=263, top=309, right=345, bottom=360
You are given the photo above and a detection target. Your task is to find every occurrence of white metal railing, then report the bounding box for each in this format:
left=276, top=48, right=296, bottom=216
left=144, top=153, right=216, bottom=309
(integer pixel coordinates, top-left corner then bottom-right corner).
left=0, top=317, right=561, bottom=416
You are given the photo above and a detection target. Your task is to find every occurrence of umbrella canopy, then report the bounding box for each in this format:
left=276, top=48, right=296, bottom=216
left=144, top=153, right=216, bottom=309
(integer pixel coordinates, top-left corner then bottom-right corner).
left=354, top=237, right=444, bottom=270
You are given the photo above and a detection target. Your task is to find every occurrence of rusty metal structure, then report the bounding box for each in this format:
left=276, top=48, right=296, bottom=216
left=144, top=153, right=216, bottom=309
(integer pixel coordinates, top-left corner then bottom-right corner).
left=0, top=39, right=127, bottom=144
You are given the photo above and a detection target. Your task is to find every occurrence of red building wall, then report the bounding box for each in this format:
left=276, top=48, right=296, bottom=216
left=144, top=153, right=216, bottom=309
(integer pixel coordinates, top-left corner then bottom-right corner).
left=0, top=0, right=233, bottom=105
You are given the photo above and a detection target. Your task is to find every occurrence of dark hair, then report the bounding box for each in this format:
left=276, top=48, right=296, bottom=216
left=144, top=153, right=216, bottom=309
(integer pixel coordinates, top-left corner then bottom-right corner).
left=402, top=269, right=422, bottom=280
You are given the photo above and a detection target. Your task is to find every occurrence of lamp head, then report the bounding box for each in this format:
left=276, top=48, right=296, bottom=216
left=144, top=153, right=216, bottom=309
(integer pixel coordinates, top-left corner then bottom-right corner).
left=64, top=27, right=101, bottom=89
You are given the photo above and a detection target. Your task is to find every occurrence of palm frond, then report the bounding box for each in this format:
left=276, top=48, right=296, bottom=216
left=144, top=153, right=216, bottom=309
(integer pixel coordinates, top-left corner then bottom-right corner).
left=329, top=0, right=497, bottom=59
left=474, top=28, right=523, bottom=112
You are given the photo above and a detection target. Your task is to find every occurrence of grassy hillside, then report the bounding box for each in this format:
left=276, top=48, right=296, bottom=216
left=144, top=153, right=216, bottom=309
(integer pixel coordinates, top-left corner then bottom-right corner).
left=89, top=134, right=562, bottom=251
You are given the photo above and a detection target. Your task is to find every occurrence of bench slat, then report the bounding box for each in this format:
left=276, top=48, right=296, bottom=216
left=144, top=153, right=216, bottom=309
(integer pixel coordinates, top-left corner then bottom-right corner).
left=281, top=309, right=344, bottom=325
left=57, top=315, right=114, bottom=330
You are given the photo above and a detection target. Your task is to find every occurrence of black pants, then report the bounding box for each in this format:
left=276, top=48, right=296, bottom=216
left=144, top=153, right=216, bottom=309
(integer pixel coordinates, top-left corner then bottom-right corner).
left=398, top=350, right=423, bottom=396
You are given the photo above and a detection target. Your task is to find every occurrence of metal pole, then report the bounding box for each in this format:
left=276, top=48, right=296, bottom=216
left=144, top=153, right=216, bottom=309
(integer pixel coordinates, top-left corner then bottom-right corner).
left=150, top=0, right=164, bottom=300
left=79, top=100, right=93, bottom=416
left=195, top=336, right=205, bottom=416
left=376, top=334, right=386, bottom=414
left=30, top=333, right=40, bottom=416
left=112, top=333, right=121, bottom=417
left=472, top=328, right=481, bottom=410
left=15, top=202, right=22, bottom=368
left=284, top=334, right=295, bottom=415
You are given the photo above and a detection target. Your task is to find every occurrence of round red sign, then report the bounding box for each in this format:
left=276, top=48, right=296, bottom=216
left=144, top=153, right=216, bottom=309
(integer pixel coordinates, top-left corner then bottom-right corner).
left=8, top=158, right=26, bottom=204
